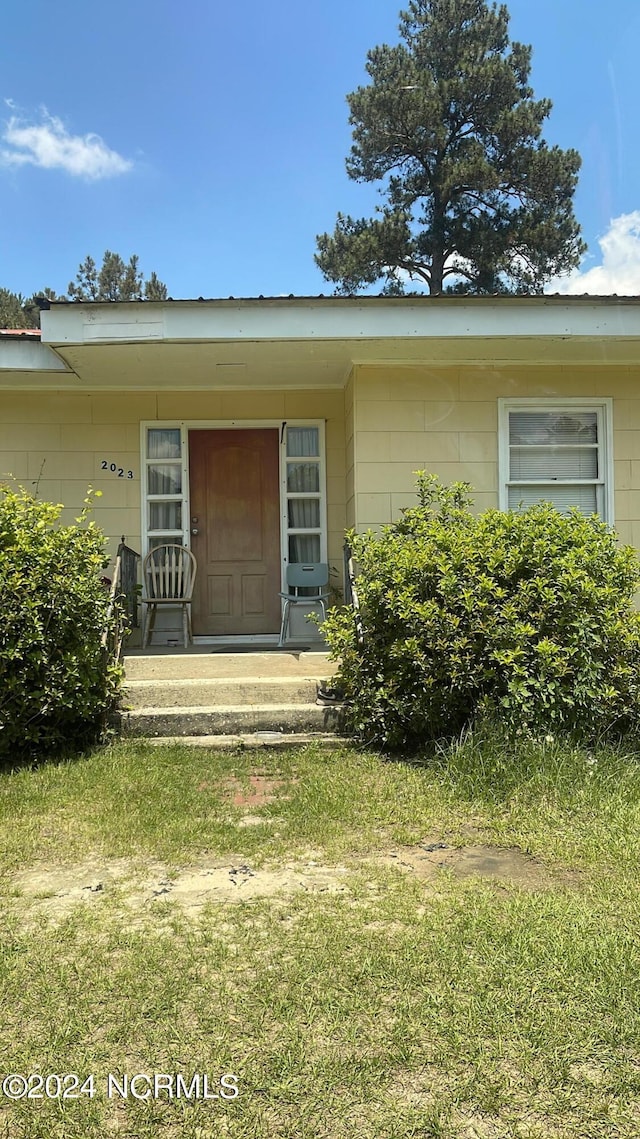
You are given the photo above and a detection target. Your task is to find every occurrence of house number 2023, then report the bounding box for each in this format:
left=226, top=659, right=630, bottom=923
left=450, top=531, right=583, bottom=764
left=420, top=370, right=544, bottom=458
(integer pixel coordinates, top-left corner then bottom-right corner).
left=101, top=461, right=134, bottom=479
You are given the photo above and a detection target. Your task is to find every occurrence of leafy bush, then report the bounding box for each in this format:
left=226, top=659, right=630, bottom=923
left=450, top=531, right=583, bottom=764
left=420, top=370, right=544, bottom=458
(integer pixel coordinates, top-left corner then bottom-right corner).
left=326, top=474, right=640, bottom=750
left=0, top=488, right=122, bottom=761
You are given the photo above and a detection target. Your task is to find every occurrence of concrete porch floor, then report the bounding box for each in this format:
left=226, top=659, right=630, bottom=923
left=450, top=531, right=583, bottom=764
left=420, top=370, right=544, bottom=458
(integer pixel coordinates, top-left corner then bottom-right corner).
left=123, top=644, right=322, bottom=657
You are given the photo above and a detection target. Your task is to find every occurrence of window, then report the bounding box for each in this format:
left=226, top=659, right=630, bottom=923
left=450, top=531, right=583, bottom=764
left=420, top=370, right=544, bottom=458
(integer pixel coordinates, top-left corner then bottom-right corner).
left=144, top=427, right=187, bottom=550
left=282, top=424, right=327, bottom=596
left=498, top=400, right=612, bottom=521
left=283, top=425, right=325, bottom=565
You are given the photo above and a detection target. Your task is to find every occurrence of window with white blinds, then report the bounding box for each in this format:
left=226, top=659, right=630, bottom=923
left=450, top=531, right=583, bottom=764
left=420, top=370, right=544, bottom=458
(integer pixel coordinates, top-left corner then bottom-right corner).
left=499, top=402, right=612, bottom=520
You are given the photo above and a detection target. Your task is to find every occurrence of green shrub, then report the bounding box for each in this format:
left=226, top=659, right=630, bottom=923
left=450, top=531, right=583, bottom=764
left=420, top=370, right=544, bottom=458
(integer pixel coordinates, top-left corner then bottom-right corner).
left=0, top=488, right=122, bottom=761
left=326, top=474, right=640, bottom=750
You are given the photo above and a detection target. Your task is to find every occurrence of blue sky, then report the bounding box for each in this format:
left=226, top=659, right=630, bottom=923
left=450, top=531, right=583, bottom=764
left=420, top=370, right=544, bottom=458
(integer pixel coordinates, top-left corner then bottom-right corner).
left=2, top=0, right=640, bottom=299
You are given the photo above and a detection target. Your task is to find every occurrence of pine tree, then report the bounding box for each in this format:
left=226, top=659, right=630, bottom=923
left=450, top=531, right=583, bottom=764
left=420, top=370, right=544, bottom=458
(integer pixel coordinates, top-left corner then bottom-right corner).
left=144, top=271, right=168, bottom=301
left=0, top=289, right=48, bottom=329
left=67, top=251, right=168, bottom=301
left=315, top=0, right=585, bottom=295
left=0, top=253, right=168, bottom=331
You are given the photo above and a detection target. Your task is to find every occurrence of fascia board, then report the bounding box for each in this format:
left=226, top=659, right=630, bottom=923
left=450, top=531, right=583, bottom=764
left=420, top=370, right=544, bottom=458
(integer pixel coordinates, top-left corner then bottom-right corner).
left=41, top=299, right=640, bottom=345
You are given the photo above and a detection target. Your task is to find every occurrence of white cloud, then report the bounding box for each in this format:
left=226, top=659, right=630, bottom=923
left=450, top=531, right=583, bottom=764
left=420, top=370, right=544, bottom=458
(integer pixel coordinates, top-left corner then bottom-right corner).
left=549, top=212, right=640, bottom=296
left=1, top=109, right=132, bottom=180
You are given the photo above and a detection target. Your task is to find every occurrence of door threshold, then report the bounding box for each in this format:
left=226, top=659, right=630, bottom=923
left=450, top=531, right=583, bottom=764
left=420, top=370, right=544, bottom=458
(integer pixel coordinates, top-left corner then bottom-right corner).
left=192, top=635, right=280, bottom=646
left=192, top=635, right=318, bottom=652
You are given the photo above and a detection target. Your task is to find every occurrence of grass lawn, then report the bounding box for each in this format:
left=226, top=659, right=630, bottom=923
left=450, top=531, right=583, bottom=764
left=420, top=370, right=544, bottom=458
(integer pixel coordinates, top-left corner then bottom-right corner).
left=1, top=732, right=640, bottom=1137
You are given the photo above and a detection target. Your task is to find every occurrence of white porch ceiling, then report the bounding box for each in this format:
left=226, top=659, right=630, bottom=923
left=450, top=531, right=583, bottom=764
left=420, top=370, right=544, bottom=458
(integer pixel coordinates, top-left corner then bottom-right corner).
left=21, top=334, right=640, bottom=391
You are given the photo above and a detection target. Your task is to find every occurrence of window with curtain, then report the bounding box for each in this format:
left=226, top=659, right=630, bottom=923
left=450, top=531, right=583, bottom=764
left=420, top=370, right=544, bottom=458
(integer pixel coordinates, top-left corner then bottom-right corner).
left=145, top=427, right=185, bottom=548
left=502, top=405, right=608, bottom=518
left=285, top=424, right=324, bottom=592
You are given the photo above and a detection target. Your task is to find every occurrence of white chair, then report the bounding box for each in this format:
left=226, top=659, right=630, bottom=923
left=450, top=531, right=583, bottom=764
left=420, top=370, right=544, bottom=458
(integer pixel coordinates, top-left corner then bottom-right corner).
left=279, top=563, right=330, bottom=646
left=141, top=544, right=197, bottom=648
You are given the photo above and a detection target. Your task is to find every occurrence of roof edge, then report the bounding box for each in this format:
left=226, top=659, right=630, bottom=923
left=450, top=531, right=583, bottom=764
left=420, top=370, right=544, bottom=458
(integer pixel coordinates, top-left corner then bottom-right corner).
left=41, top=293, right=640, bottom=308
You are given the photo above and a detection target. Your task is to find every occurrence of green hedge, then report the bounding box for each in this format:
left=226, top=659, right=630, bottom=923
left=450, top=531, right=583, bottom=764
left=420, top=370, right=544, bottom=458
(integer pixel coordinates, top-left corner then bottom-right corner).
left=325, top=475, right=640, bottom=750
left=0, top=488, right=121, bottom=761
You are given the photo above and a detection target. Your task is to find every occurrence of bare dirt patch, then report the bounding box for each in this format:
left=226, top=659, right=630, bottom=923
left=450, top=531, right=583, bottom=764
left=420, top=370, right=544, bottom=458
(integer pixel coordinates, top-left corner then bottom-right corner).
left=6, top=856, right=351, bottom=923
left=235, top=813, right=281, bottom=828
left=568, top=1061, right=606, bottom=1086
left=10, top=858, right=138, bottom=914
left=380, top=841, right=572, bottom=890
left=229, top=775, right=288, bottom=808
left=136, top=860, right=350, bottom=911
left=4, top=839, right=572, bottom=926
left=202, top=771, right=295, bottom=809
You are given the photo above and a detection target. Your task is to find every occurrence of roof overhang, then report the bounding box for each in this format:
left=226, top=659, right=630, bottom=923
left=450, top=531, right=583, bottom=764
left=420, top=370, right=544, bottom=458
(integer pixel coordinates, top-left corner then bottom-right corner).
left=3, top=296, right=639, bottom=391
left=0, top=333, right=69, bottom=386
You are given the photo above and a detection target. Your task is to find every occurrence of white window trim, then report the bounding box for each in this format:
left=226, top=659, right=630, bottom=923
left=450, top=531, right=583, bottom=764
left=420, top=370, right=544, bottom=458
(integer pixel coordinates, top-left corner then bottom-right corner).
left=497, top=398, right=614, bottom=523
left=140, top=419, right=328, bottom=595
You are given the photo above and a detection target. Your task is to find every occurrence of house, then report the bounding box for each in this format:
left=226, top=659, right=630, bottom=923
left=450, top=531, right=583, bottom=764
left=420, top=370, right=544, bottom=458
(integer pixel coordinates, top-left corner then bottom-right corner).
left=1, top=295, right=639, bottom=645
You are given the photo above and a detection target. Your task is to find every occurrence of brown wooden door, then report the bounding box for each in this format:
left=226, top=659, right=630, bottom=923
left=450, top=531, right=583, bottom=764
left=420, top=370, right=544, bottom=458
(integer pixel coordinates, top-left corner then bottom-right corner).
left=188, top=428, right=281, bottom=636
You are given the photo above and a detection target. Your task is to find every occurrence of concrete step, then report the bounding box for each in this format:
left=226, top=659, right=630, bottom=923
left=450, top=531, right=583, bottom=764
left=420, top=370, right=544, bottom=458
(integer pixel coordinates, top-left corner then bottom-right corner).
left=119, top=703, right=345, bottom=738
left=123, top=677, right=321, bottom=710
left=123, top=650, right=337, bottom=682
left=136, top=733, right=346, bottom=751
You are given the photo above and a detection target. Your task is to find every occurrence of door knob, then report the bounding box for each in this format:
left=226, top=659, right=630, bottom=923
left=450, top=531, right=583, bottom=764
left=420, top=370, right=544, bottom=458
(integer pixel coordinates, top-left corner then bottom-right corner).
left=191, top=528, right=199, bottom=535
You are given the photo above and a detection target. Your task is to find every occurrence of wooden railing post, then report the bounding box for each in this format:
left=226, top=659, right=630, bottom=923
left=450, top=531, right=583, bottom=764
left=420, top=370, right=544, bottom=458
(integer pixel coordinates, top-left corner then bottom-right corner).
left=100, top=537, right=140, bottom=666
left=118, top=535, right=141, bottom=629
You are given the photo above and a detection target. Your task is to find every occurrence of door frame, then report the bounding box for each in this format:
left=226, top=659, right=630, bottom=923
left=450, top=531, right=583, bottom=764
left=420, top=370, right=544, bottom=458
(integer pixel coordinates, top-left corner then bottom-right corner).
left=139, top=419, right=328, bottom=644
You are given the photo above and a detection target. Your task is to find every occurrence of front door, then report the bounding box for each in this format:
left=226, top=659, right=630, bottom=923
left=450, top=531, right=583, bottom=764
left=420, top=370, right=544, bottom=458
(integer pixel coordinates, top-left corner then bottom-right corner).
left=188, top=428, right=282, bottom=636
